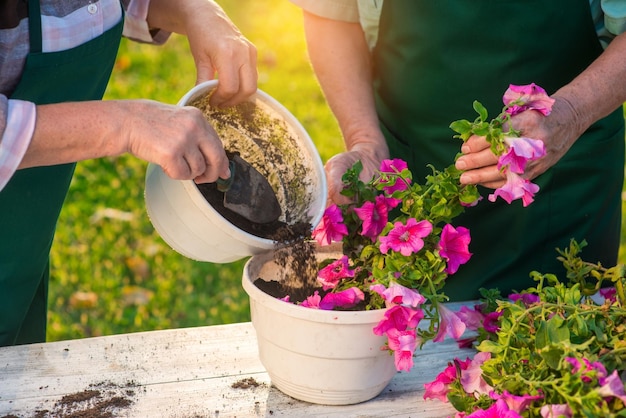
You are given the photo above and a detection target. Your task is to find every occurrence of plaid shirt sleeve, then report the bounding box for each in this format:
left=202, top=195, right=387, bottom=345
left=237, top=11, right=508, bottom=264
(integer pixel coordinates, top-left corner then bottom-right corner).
left=123, top=0, right=170, bottom=44
left=0, top=98, right=35, bottom=191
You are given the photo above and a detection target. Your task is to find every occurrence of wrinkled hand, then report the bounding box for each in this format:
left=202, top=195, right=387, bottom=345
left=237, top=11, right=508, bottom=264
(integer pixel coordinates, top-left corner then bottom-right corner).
left=455, top=96, right=582, bottom=189
left=124, top=100, right=229, bottom=184
left=184, top=2, right=257, bottom=107
left=325, top=144, right=386, bottom=205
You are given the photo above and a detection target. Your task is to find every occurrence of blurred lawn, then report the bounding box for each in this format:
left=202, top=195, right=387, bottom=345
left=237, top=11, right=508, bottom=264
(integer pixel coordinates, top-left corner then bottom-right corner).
left=48, top=1, right=626, bottom=342
left=47, top=0, right=343, bottom=341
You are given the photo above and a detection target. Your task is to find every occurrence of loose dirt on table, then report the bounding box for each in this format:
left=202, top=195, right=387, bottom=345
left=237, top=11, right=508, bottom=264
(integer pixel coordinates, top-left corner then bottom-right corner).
left=5, top=381, right=140, bottom=418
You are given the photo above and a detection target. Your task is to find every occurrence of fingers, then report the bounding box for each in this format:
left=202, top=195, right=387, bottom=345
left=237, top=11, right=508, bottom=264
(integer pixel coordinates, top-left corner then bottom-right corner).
left=455, top=135, right=504, bottom=188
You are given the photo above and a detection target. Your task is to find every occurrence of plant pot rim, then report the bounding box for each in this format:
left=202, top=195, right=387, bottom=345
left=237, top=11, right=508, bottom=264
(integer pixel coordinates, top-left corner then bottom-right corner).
left=242, top=249, right=387, bottom=325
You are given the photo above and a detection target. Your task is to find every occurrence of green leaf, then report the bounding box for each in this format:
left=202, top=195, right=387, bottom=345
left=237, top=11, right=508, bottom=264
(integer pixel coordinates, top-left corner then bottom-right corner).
left=476, top=340, right=504, bottom=354
left=472, top=100, right=489, bottom=121
left=535, top=315, right=570, bottom=349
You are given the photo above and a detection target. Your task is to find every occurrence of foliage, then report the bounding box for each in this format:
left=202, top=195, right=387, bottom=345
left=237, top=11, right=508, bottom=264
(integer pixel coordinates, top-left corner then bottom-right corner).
left=427, top=240, right=626, bottom=417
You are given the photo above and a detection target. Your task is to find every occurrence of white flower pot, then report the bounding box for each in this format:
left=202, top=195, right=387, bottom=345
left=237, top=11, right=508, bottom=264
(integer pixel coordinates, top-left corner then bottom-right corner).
left=242, top=249, right=397, bottom=405
left=144, top=81, right=327, bottom=263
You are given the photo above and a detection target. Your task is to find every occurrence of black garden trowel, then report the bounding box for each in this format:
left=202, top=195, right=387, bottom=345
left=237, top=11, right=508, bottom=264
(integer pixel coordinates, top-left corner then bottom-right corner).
left=216, top=154, right=281, bottom=224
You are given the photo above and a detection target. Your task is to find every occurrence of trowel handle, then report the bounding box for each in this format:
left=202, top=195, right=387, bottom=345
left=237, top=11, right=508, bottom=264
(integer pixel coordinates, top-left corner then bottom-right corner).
left=216, top=159, right=236, bottom=192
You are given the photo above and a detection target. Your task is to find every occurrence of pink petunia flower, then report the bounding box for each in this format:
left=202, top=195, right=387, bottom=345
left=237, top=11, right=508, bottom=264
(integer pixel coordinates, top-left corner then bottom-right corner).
left=438, top=224, right=472, bottom=274
left=373, top=304, right=424, bottom=336
left=317, top=255, right=355, bottom=290
left=379, top=218, right=433, bottom=256
left=318, top=287, right=364, bottom=310
left=509, top=292, right=540, bottom=307
left=498, top=136, right=546, bottom=174
left=386, top=328, right=418, bottom=372
left=311, top=204, right=349, bottom=246
left=354, top=195, right=401, bottom=242
left=599, top=287, right=617, bottom=304
left=466, top=399, right=523, bottom=418
left=490, top=390, right=543, bottom=415
left=456, top=304, right=486, bottom=331
left=502, top=83, right=555, bottom=116
left=488, top=171, right=540, bottom=207
left=596, top=370, right=626, bottom=403
left=434, top=304, right=467, bottom=342
left=424, top=357, right=472, bottom=402
left=461, top=352, right=494, bottom=396
left=300, top=291, right=321, bottom=309
left=379, top=158, right=411, bottom=193
left=540, top=404, right=572, bottom=418
left=483, top=311, right=503, bottom=333
left=370, top=282, right=426, bottom=307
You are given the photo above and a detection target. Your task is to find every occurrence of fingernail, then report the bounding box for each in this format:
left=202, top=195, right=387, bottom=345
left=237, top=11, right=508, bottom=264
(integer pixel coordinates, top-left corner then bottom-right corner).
left=461, top=145, right=470, bottom=154
left=456, top=159, right=467, bottom=170
left=460, top=173, right=472, bottom=184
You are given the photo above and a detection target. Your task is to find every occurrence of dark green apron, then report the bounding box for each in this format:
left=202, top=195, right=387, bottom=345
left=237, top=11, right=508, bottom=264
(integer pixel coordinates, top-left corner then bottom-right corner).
left=0, top=0, right=123, bottom=346
left=373, top=0, right=625, bottom=301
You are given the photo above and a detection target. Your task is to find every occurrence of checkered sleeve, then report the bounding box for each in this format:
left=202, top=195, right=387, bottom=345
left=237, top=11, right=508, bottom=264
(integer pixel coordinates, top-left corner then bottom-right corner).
left=0, top=98, right=35, bottom=192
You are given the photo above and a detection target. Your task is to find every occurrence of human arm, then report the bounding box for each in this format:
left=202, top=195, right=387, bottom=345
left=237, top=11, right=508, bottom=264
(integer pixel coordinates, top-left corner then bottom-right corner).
left=301, top=11, right=389, bottom=204
left=455, top=32, right=626, bottom=188
left=19, top=99, right=228, bottom=184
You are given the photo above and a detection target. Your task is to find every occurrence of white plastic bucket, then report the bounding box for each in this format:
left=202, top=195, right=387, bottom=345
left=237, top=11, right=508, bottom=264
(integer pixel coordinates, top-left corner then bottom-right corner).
left=145, top=81, right=327, bottom=263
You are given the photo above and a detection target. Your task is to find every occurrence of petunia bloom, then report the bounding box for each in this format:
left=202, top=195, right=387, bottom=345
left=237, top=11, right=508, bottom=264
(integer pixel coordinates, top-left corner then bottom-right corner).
left=498, top=136, right=546, bottom=174
left=540, top=404, right=572, bottom=418
left=424, top=357, right=472, bottom=402
left=488, top=171, right=540, bottom=207
left=318, top=287, right=364, bottom=310
left=317, top=255, right=355, bottom=290
left=379, top=158, right=411, bottom=193
left=466, top=399, right=523, bottom=418
left=354, top=195, right=401, bottom=242
left=596, top=370, right=626, bottom=403
left=311, top=204, right=349, bottom=245
left=490, top=390, right=543, bottom=415
left=509, top=292, right=540, bottom=307
left=461, top=352, right=494, bottom=396
left=386, top=328, right=418, bottom=372
left=373, top=304, right=424, bottom=336
left=438, top=224, right=472, bottom=274
left=379, top=218, right=433, bottom=256
left=300, top=291, right=321, bottom=309
left=434, top=304, right=466, bottom=342
left=456, top=304, right=486, bottom=331
left=370, top=282, right=426, bottom=307
left=502, top=83, right=555, bottom=116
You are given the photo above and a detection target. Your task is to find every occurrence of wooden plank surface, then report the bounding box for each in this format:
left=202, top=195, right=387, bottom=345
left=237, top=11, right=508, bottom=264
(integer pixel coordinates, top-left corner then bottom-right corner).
left=0, top=304, right=474, bottom=417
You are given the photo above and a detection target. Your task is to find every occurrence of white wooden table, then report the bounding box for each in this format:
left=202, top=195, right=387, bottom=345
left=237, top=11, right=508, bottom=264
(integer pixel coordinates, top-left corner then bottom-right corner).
left=0, top=303, right=475, bottom=417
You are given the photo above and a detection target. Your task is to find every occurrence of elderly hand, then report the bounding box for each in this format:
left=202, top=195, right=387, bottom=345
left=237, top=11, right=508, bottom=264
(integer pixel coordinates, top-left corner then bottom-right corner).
left=455, top=95, right=583, bottom=189
left=325, top=143, right=388, bottom=205
left=148, top=0, right=258, bottom=107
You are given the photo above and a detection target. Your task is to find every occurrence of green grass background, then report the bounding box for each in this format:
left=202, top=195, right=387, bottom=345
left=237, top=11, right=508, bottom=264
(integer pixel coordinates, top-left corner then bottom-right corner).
left=47, top=0, right=626, bottom=341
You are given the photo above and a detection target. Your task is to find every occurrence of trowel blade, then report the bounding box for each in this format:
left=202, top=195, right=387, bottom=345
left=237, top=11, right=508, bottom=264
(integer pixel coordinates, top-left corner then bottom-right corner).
left=223, top=155, right=281, bottom=224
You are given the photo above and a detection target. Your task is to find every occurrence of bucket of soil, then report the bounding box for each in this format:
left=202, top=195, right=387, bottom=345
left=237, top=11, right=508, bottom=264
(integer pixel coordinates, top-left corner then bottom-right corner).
left=242, top=244, right=396, bottom=405
left=145, top=81, right=327, bottom=263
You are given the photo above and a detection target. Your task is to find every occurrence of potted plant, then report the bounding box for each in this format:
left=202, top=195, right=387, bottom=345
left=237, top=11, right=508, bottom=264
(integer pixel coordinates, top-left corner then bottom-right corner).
left=424, top=240, right=626, bottom=417
left=242, top=84, right=557, bottom=405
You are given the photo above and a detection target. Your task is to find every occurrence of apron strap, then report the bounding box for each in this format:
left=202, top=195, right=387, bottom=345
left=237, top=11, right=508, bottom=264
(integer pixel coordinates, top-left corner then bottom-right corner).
left=28, top=0, right=43, bottom=53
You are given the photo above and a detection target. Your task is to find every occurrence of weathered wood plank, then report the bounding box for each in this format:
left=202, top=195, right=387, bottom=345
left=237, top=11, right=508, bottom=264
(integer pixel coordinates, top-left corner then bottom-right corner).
left=0, top=304, right=474, bottom=417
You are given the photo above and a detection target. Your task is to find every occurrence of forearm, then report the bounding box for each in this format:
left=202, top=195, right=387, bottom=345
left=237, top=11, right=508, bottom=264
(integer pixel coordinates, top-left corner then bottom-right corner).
left=552, top=32, right=626, bottom=137
left=303, top=11, right=388, bottom=160
left=19, top=100, right=130, bottom=168
left=146, top=0, right=226, bottom=36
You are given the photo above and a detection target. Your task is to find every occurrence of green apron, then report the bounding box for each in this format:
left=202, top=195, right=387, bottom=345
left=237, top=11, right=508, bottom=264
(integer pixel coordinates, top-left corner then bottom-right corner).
left=0, top=0, right=123, bottom=346
left=373, top=0, right=625, bottom=301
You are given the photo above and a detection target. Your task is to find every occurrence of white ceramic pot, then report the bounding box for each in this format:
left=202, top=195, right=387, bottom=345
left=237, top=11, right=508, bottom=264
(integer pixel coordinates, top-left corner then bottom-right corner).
left=242, top=249, right=397, bottom=405
left=144, top=81, right=327, bottom=263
